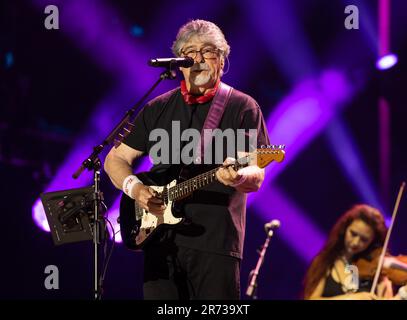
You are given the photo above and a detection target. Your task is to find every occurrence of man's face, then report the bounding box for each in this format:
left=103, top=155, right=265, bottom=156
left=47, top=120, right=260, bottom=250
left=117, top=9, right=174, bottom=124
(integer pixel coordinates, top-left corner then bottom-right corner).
left=179, top=35, right=224, bottom=94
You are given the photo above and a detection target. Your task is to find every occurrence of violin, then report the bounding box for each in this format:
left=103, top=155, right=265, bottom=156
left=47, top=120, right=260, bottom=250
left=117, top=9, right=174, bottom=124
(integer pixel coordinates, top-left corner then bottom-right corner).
left=362, top=182, right=406, bottom=293
left=356, top=247, right=407, bottom=286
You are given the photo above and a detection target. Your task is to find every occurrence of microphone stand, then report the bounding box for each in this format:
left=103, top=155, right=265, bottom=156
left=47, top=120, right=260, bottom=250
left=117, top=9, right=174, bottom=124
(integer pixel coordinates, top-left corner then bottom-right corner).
left=71, top=67, right=177, bottom=300
left=246, top=226, right=278, bottom=299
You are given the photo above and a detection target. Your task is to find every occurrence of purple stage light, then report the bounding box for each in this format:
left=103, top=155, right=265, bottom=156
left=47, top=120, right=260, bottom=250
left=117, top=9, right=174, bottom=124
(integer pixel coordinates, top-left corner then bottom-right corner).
left=247, top=70, right=353, bottom=196
left=245, top=70, right=353, bottom=260
left=240, top=1, right=356, bottom=262
left=32, top=198, right=50, bottom=232
left=106, top=203, right=122, bottom=243
left=376, top=53, right=398, bottom=70
left=253, top=186, right=326, bottom=262
left=325, top=117, right=387, bottom=217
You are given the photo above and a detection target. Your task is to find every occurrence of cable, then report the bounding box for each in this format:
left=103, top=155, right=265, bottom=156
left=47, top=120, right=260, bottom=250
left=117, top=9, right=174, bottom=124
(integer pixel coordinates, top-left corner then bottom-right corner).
left=98, top=216, right=116, bottom=297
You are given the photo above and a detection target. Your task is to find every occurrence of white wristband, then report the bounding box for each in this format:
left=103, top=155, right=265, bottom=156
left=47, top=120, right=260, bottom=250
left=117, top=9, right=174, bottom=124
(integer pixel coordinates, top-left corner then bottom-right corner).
left=398, top=286, right=407, bottom=300
left=122, top=175, right=143, bottom=199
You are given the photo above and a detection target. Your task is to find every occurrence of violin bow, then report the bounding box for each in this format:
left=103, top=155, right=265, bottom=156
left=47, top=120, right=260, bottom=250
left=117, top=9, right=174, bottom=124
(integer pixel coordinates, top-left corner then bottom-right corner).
left=370, top=181, right=406, bottom=295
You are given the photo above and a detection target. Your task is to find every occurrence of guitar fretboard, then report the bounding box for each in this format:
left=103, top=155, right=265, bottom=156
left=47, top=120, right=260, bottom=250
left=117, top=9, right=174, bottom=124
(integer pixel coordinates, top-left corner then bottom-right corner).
left=162, top=147, right=284, bottom=202
left=168, top=167, right=219, bottom=201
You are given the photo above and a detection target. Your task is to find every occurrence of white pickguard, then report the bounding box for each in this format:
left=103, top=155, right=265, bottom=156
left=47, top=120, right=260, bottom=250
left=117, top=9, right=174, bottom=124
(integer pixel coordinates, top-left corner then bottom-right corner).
left=135, top=179, right=182, bottom=246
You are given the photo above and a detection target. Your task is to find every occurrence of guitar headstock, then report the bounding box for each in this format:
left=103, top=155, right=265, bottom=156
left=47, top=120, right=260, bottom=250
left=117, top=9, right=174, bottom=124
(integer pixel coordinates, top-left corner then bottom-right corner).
left=233, top=145, right=286, bottom=170
left=255, top=145, right=285, bottom=168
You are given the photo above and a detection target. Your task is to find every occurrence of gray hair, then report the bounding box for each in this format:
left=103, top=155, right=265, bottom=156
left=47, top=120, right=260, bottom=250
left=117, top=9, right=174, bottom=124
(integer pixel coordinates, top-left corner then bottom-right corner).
left=172, top=20, right=230, bottom=58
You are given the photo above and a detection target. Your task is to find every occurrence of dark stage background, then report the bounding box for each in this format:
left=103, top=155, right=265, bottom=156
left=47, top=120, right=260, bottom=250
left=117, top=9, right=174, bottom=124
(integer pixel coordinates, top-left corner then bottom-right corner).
left=1, top=0, right=406, bottom=299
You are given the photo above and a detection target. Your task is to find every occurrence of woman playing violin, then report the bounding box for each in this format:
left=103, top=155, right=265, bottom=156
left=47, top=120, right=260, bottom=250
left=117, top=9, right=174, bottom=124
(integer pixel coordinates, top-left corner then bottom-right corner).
left=303, top=204, right=407, bottom=300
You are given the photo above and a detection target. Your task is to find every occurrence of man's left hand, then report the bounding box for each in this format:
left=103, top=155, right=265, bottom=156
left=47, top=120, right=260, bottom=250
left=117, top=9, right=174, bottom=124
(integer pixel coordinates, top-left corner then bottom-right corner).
left=216, top=157, right=242, bottom=186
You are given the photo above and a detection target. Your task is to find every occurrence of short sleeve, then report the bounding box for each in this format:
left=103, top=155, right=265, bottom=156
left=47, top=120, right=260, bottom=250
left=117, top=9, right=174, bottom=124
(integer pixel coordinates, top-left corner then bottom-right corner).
left=239, top=101, right=270, bottom=153
left=122, top=104, right=150, bottom=153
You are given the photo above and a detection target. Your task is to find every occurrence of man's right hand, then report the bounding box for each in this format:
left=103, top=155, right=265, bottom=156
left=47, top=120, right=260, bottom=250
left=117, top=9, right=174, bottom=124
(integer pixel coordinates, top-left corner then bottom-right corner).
left=131, top=184, right=166, bottom=216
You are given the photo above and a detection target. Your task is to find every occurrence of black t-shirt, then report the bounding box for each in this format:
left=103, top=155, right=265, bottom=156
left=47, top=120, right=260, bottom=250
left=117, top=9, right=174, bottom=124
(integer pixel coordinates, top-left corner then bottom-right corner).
left=123, top=85, right=270, bottom=258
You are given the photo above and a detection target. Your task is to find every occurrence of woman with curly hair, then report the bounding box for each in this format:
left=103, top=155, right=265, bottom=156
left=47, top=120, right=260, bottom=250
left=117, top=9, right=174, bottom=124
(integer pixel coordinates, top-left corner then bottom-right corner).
left=302, top=204, right=406, bottom=300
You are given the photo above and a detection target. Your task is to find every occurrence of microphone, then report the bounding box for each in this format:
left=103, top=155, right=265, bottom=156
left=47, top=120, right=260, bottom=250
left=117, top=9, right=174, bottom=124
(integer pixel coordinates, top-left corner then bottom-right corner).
left=264, top=219, right=281, bottom=232
left=148, top=57, right=194, bottom=68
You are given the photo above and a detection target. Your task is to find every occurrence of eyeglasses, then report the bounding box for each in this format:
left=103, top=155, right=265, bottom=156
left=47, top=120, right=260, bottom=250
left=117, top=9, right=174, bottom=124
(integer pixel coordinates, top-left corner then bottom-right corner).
left=181, top=47, right=220, bottom=60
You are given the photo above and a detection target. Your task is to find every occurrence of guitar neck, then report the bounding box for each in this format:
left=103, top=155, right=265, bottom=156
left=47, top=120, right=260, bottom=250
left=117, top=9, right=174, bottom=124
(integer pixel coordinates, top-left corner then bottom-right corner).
left=166, top=146, right=285, bottom=201
left=168, top=167, right=220, bottom=201
left=168, top=152, right=254, bottom=201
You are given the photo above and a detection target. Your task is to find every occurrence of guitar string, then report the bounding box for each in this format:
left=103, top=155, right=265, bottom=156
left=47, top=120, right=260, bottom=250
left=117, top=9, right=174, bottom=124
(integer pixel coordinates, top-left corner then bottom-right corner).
left=168, top=153, right=252, bottom=201
left=163, top=147, right=281, bottom=201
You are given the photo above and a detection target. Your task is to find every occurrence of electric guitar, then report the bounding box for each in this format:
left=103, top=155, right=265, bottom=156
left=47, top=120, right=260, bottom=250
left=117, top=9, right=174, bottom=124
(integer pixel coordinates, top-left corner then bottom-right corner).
left=119, top=146, right=285, bottom=250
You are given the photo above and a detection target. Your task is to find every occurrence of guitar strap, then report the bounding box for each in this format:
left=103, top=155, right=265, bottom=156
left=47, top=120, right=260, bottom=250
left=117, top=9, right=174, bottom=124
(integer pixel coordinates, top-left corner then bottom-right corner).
left=194, top=81, right=233, bottom=164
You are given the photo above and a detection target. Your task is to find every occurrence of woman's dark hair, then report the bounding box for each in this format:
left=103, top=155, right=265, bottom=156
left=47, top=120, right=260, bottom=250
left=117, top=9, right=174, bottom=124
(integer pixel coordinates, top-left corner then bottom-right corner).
left=302, top=204, right=387, bottom=299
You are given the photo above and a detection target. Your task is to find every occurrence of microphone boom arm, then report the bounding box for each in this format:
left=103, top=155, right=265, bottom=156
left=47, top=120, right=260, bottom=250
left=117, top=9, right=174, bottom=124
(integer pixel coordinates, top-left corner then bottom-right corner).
left=72, top=68, right=176, bottom=179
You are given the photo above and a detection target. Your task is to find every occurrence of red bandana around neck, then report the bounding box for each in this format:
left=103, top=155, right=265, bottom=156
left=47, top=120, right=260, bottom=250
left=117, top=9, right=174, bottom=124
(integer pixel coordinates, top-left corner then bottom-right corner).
left=180, top=80, right=220, bottom=105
